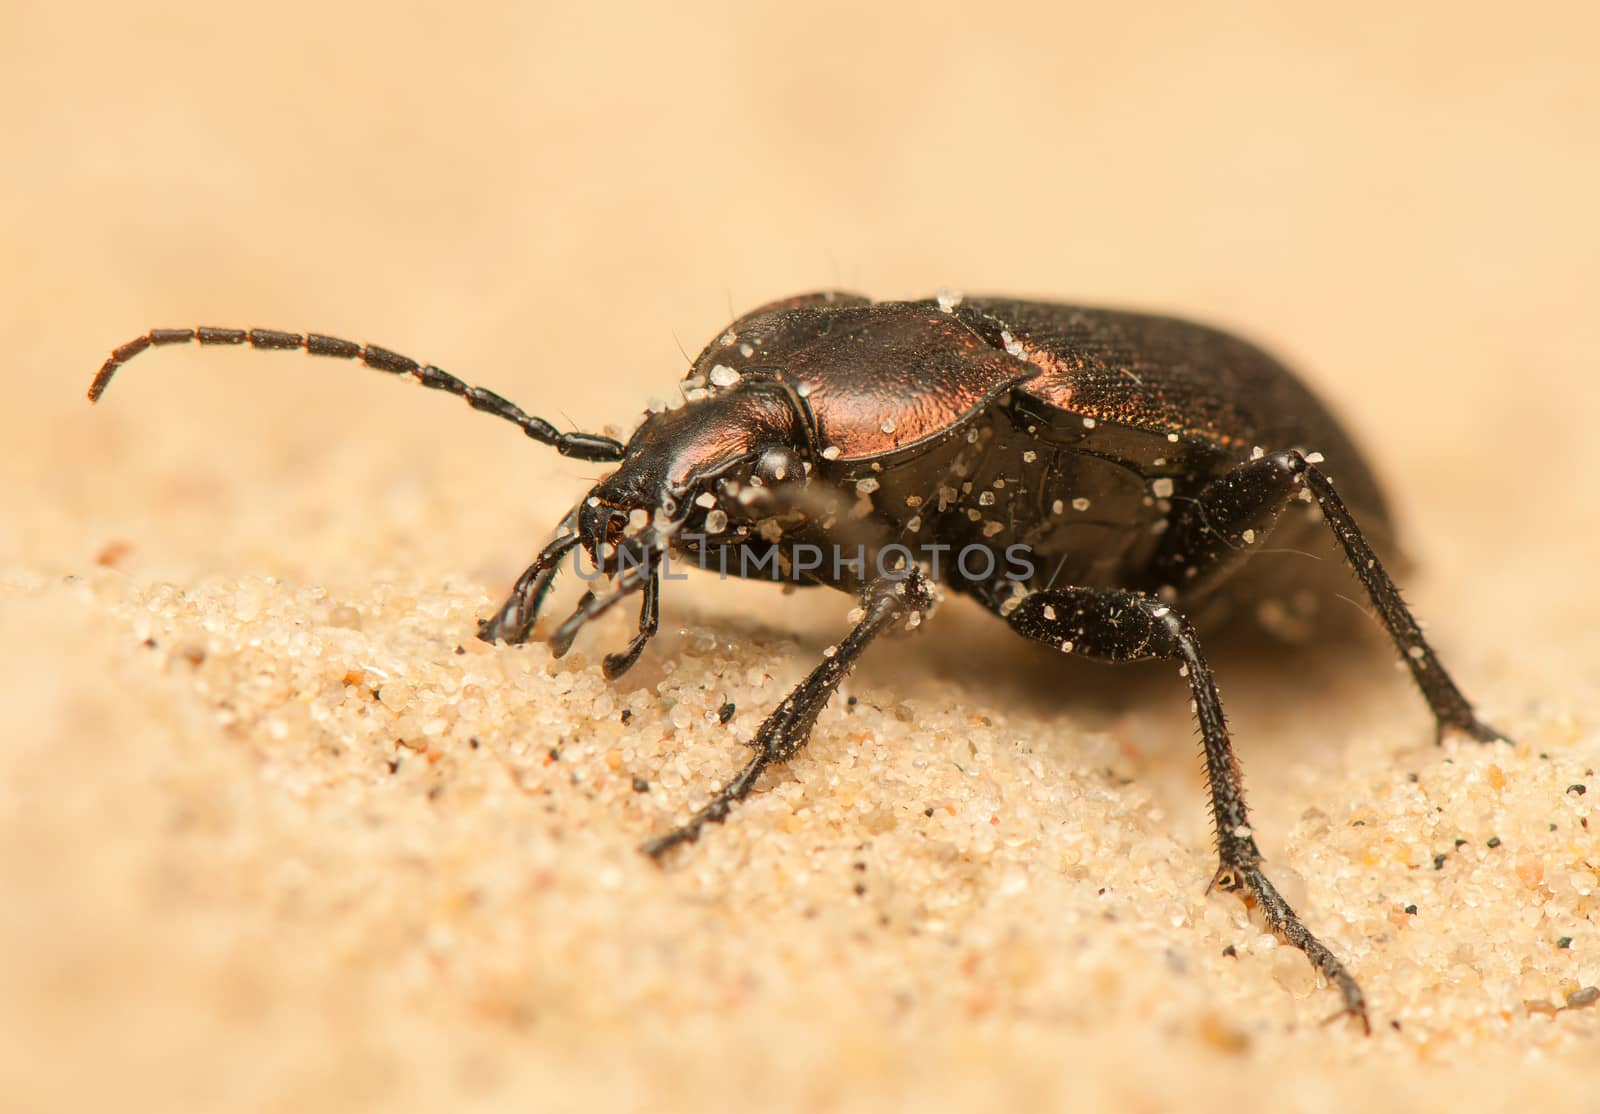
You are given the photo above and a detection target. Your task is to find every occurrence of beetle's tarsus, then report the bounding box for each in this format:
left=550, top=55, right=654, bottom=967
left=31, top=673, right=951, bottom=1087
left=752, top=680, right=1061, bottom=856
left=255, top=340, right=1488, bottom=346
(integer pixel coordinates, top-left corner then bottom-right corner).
left=1229, top=862, right=1370, bottom=1035
left=642, top=752, right=767, bottom=860
left=1438, top=717, right=1511, bottom=747
left=1320, top=1003, right=1373, bottom=1035
left=640, top=826, right=699, bottom=860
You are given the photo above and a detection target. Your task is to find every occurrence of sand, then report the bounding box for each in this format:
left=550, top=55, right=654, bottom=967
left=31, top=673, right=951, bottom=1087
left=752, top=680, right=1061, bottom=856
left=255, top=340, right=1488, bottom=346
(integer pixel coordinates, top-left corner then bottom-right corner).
left=4, top=4, right=1598, bottom=1112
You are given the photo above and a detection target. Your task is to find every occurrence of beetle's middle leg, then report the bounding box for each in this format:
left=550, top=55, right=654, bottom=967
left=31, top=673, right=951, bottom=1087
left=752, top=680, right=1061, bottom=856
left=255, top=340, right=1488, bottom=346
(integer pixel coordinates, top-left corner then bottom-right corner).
left=641, top=569, right=933, bottom=859
left=1007, top=587, right=1369, bottom=1030
left=1150, top=450, right=1503, bottom=744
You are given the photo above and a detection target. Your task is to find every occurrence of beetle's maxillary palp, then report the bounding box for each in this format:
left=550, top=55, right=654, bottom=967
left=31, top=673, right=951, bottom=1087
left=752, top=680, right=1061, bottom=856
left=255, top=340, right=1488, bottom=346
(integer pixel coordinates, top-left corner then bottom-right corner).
left=549, top=589, right=598, bottom=658
left=547, top=549, right=661, bottom=660
left=88, top=327, right=625, bottom=462
left=602, top=568, right=661, bottom=679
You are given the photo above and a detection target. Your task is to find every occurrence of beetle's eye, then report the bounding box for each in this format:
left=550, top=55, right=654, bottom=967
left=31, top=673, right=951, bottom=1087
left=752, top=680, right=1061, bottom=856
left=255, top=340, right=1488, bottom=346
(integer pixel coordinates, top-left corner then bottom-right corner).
left=753, top=448, right=803, bottom=487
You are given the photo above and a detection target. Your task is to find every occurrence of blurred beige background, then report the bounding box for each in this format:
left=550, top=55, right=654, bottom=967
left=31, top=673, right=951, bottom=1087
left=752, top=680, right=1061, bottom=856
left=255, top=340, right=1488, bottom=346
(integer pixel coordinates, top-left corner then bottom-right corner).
left=3, top=2, right=1598, bottom=1112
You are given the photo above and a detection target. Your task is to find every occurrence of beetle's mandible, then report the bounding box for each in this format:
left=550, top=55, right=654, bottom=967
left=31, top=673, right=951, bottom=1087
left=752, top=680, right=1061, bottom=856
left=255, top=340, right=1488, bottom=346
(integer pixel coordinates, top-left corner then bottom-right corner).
left=89, top=290, right=1506, bottom=1031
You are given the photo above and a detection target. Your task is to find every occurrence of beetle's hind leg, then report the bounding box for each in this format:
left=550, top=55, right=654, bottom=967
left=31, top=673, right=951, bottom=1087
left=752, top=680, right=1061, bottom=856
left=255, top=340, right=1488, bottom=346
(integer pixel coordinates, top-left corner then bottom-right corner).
left=641, top=570, right=932, bottom=859
left=1006, top=587, right=1370, bottom=1031
left=1150, top=450, right=1503, bottom=744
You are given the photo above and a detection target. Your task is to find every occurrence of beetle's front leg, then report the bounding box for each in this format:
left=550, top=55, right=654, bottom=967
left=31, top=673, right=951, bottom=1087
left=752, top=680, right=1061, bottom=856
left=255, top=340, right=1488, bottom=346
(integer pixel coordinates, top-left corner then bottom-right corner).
left=1150, top=450, right=1503, bottom=745
left=1007, top=587, right=1370, bottom=1031
left=478, top=508, right=583, bottom=645
left=641, top=568, right=933, bottom=859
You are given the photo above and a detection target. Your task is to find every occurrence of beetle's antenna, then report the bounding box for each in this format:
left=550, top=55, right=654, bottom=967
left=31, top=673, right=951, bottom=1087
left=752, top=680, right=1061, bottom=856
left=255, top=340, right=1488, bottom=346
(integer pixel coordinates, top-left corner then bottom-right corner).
left=88, top=328, right=626, bottom=463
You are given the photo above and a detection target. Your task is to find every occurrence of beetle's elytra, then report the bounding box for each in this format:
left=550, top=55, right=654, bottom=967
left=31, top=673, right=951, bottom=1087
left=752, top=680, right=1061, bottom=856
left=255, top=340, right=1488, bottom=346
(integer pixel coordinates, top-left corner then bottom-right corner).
left=90, top=291, right=1506, bottom=1032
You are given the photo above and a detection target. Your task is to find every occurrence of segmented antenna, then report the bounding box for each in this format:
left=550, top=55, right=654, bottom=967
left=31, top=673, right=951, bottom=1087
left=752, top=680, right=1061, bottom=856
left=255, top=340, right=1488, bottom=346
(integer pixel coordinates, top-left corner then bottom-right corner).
left=88, top=327, right=626, bottom=463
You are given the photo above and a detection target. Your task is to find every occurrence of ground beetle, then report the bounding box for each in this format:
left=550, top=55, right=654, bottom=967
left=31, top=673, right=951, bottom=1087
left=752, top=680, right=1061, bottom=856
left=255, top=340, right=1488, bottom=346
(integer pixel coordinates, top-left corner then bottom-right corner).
left=90, top=291, right=1505, bottom=1031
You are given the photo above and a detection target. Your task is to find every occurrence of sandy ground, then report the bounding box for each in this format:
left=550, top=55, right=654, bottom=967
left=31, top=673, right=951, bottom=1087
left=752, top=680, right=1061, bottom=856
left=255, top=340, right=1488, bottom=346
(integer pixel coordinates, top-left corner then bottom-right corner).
left=3, top=3, right=1598, bottom=1111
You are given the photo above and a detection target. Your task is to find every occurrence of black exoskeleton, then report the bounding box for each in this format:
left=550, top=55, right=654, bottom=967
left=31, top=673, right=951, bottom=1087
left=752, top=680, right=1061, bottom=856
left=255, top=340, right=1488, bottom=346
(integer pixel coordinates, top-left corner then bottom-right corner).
left=90, top=291, right=1505, bottom=1032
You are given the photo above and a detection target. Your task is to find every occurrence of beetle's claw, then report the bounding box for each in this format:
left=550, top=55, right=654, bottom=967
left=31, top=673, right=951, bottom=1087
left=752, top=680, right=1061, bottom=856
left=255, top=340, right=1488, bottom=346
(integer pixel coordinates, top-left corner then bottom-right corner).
left=1320, top=999, right=1372, bottom=1036
left=1437, top=717, right=1511, bottom=747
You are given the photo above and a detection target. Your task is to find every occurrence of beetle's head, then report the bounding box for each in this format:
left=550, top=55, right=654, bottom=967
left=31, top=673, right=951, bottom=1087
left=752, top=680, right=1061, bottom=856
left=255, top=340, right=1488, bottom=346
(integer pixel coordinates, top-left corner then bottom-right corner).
left=584, top=379, right=814, bottom=559
left=545, top=379, right=820, bottom=673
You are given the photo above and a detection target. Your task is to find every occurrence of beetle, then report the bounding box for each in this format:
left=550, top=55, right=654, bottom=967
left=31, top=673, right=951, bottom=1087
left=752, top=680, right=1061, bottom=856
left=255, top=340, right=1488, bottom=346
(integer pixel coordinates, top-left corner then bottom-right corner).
left=89, top=290, right=1504, bottom=1031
